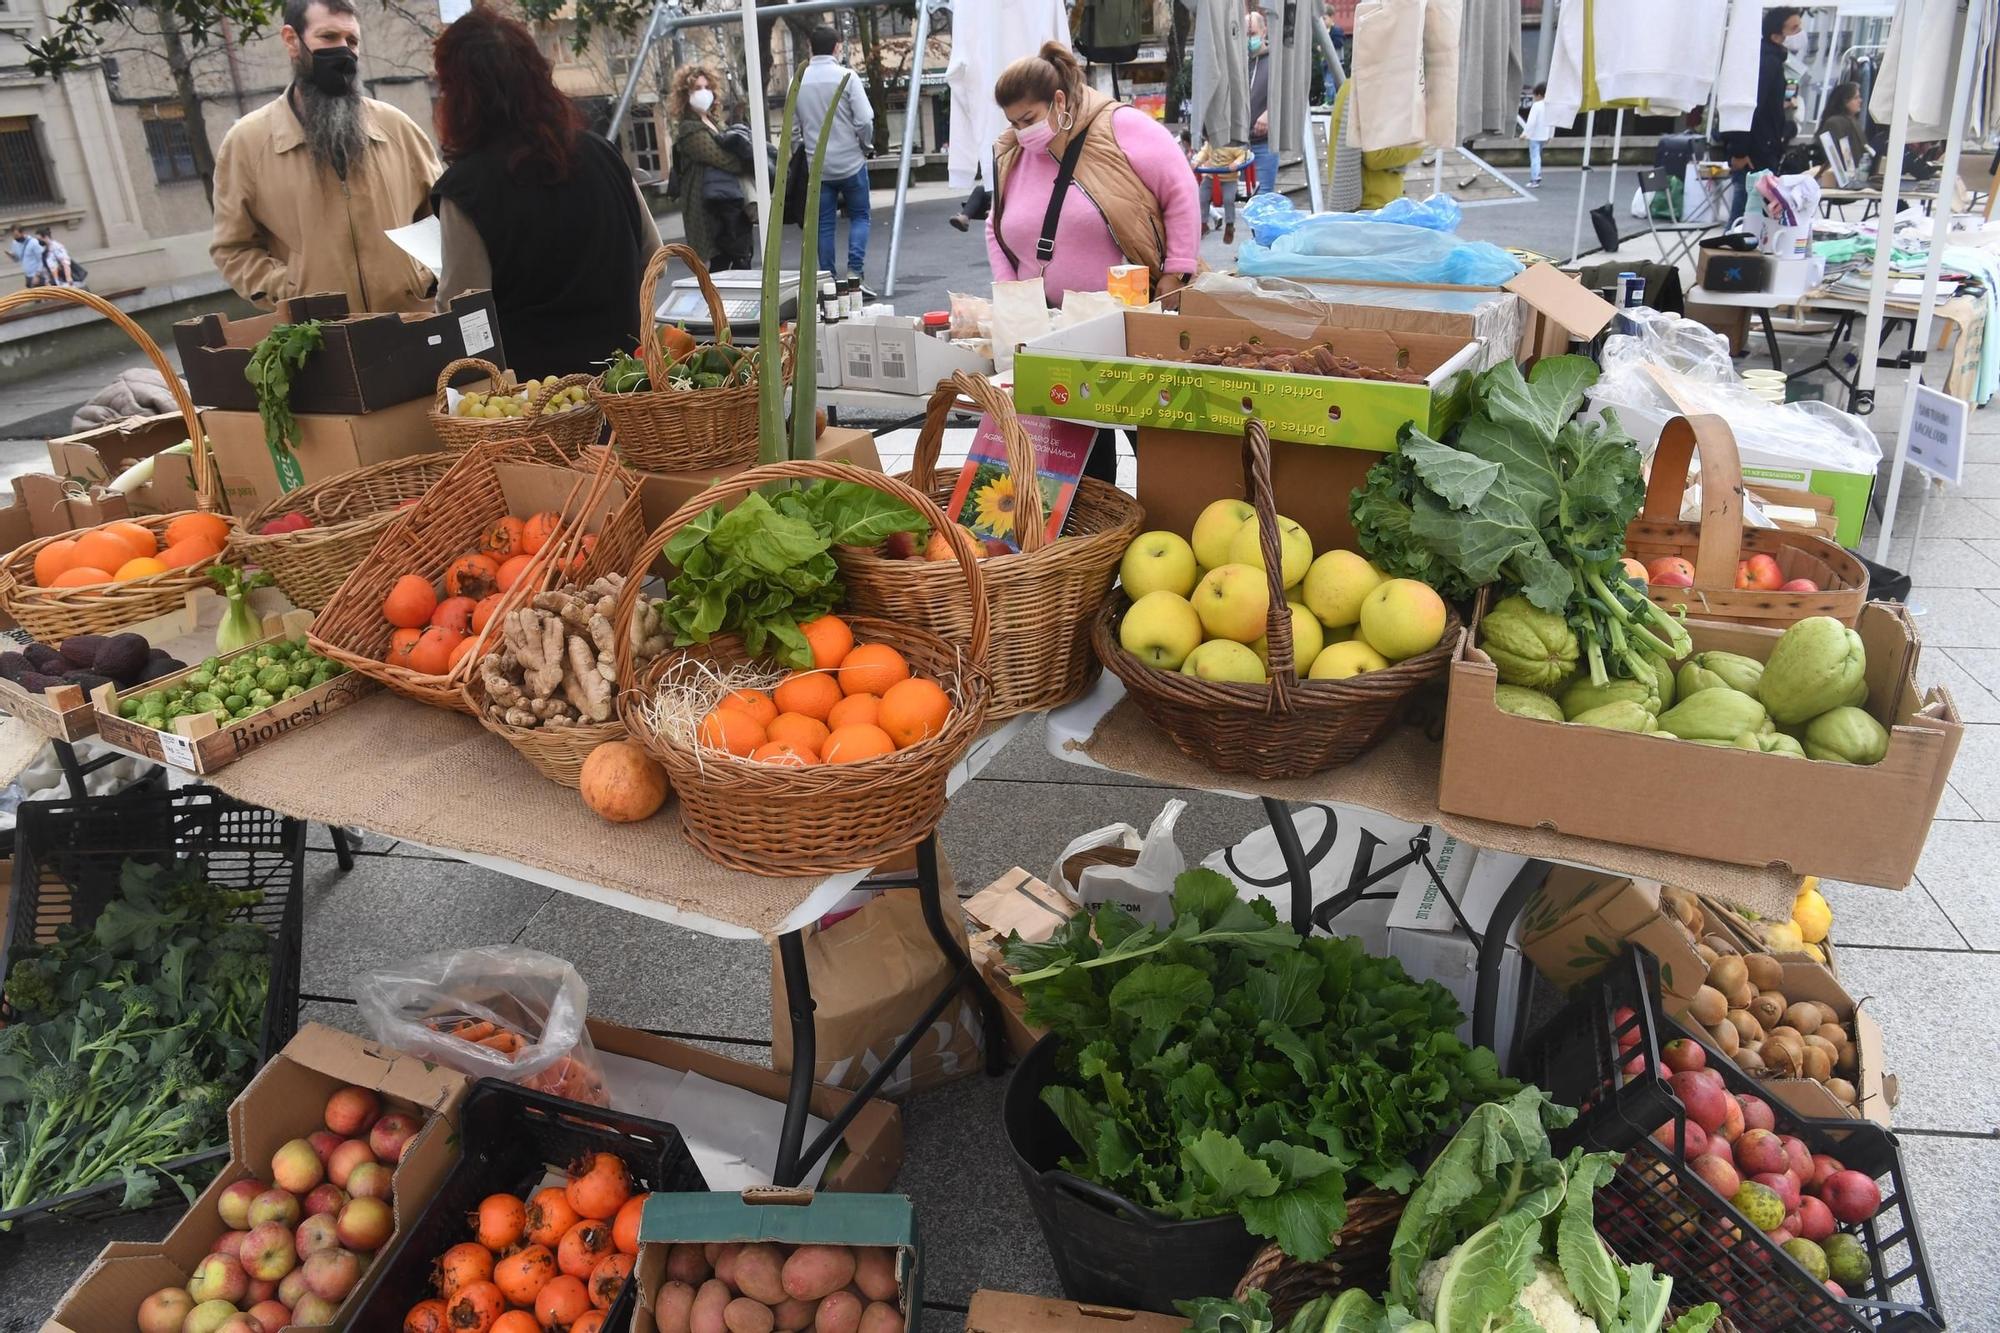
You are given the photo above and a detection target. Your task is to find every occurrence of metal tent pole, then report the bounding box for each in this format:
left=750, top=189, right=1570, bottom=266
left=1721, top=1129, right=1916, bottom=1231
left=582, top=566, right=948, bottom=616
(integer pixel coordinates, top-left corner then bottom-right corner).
left=883, top=0, right=938, bottom=296
left=1854, top=0, right=1920, bottom=420
left=606, top=0, right=669, bottom=143
left=1570, top=109, right=1596, bottom=262
left=743, top=0, right=772, bottom=228
left=1871, top=0, right=1985, bottom=562
left=1606, top=107, right=1624, bottom=211
left=1536, top=0, right=1559, bottom=85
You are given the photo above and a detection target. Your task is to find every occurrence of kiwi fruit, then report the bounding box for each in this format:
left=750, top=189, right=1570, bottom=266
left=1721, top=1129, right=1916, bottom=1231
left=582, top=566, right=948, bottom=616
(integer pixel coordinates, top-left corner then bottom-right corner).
left=1758, top=1038, right=1800, bottom=1074
left=1784, top=1001, right=1826, bottom=1034
left=1707, top=955, right=1749, bottom=997
left=1696, top=942, right=1720, bottom=967
left=1736, top=1048, right=1767, bottom=1073
left=1816, top=1021, right=1849, bottom=1046
left=1728, top=1009, right=1765, bottom=1046
left=1744, top=953, right=1784, bottom=992
left=1801, top=1045, right=1834, bottom=1081
left=1727, top=979, right=1758, bottom=1011
left=1825, top=1077, right=1858, bottom=1106
left=1749, top=992, right=1786, bottom=1029
left=1836, top=1042, right=1859, bottom=1078
left=1690, top=984, right=1729, bottom=1026
left=1709, top=1021, right=1741, bottom=1057
left=1703, top=932, right=1740, bottom=957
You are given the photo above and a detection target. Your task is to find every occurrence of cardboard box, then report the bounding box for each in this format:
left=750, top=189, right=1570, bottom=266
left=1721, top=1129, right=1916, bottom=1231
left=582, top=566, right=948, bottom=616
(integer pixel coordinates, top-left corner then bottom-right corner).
left=871, top=323, right=993, bottom=396
left=1756, top=961, right=1896, bottom=1127
left=0, top=674, right=95, bottom=742
left=174, top=291, right=505, bottom=414
left=962, top=868, right=1080, bottom=1062
left=632, top=427, right=884, bottom=531
left=0, top=470, right=136, bottom=562
left=1518, top=867, right=1709, bottom=1017
left=815, top=326, right=844, bottom=388
left=838, top=321, right=886, bottom=390
left=1011, top=307, right=1478, bottom=448
left=1684, top=300, right=1749, bottom=356
left=43, top=1024, right=468, bottom=1333
left=1439, top=601, right=1963, bottom=890
left=47, top=413, right=203, bottom=516
left=586, top=1018, right=903, bottom=1192
left=965, top=1291, right=1188, bottom=1333
left=1183, top=281, right=1527, bottom=371
left=1132, top=427, right=1382, bottom=554
left=1505, top=264, right=1620, bottom=362
left=202, top=394, right=445, bottom=517
left=635, top=1190, right=920, bottom=1333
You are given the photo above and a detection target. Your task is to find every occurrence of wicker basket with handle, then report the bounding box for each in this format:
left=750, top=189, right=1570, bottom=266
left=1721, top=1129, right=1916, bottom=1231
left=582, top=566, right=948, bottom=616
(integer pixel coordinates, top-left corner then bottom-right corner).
left=1094, top=419, right=1460, bottom=779
left=835, top=373, right=1145, bottom=718
left=588, top=244, right=775, bottom=473
left=429, top=356, right=602, bottom=459
left=0, top=287, right=238, bottom=641
left=1624, top=414, right=1867, bottom=629
left=611, top=462, right=991, bottom=877
left=1232, top=1189, right=1407, bottom=1324
left=225, top=452, right=457, bottom=610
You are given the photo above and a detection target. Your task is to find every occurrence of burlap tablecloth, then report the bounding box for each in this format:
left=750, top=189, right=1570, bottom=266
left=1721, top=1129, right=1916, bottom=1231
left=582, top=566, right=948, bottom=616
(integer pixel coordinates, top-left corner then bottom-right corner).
left=1074, top=696, right=1801, bottom=921
left=202, top=692, right=830, bottom=935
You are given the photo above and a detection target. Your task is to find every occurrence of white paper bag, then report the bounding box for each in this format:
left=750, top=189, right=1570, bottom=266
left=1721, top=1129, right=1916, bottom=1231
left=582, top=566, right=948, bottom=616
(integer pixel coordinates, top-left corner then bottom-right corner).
left=1052, top=799, right=1186, bottom=927
left=989, top=277, right=1053, bottom=371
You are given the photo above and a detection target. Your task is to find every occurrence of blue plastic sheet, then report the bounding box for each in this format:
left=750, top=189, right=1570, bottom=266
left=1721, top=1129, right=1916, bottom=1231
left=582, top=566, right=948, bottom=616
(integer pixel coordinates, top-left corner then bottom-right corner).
left=1238, top=214, right=1523, bottom=286
left=1242, top=193, right=1467, bottom=246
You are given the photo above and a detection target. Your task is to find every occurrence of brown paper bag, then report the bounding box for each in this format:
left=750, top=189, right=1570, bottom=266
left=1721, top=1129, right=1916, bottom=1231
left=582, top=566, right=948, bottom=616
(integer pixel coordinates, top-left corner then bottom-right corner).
left=770, top=871, right=983, bottom=1099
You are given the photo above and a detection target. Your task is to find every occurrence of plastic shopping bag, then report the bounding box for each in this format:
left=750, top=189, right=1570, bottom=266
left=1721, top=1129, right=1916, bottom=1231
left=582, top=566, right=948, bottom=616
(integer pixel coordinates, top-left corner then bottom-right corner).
left=356, top=945, right=609, bottom=1105
left=1051, top=799, right=1187, bottom=927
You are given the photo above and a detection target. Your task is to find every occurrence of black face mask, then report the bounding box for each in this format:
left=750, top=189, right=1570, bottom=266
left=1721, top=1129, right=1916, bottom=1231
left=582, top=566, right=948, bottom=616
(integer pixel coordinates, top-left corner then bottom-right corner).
left=306, top=45, right=359, bottom=96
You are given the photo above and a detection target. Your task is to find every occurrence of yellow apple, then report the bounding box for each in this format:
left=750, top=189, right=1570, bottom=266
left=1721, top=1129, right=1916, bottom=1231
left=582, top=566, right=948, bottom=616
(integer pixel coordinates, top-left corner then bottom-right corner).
left=1189, top=498, right=1255, bottom=570
left=1252, top=603, right=1325, bottom=678
left=1119, top=531, right=1199, bottom=600
left=1191, top=564, right=1272, bottom=644
left=1308, top=640, right=1390, bottom=680
left=1300, top=550, right=1385, bottom=629
left=1358, top=578, right=1447, bottom=661
left=1180, top=639, right=1268, bottom=684
left=1226, top=514, right=1313, bottom=589
left=1119, top=590, right=1204, bottom=670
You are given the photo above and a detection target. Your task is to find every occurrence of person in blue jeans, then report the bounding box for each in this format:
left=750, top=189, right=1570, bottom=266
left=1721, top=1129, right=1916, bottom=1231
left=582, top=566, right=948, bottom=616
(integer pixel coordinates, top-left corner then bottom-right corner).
left=1247, top=8, right=1277, bottom=194
left=796, top=25, right=875, bottom=289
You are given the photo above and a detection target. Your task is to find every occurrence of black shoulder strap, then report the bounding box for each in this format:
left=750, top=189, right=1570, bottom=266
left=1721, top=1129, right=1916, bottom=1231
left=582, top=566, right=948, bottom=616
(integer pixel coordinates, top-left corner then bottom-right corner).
left=1035, top=127, right=1090, bottom=265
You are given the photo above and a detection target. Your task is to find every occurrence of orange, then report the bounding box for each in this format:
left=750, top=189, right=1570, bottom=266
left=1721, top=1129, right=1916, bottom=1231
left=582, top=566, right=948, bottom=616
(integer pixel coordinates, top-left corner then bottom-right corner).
left=772, top=670, right=843, bottom=722
left=838, top=643, right=910, bottom=697
left=826, top=692, right=879, bottom=731
left=766, top=711, right=830, bottom=754
left=800, top=614, right=855, bottom=670
left=716, top=688, right=777, bottom=728
left=821, top=723, right=896, bottom=764
left=158, top=539, right=221, bottom=570
left=879, top=677, right=952, bottom=749
left=113, top=556, right=167, bottom=581
left=750, top=741, right=819, bottom=766
left=71, top=529, right=134, bottom=575
left=105, top=521, right=158, bottom=560
left=164, top=512, right=230, bottom=550
left=32, top=538, right=77, bottom=587
left=50, top=566, right=112, bottom=587
left=697, top=707, right=766, bottom=757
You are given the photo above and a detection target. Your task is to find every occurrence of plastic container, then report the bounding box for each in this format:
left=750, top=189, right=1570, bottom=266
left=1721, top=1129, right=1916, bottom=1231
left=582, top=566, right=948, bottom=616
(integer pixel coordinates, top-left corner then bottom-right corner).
left=1519, top=948, right=1944, bottom=1332
left=0, top=785, right=305, bottom=1227
left=345, top=1079, right=706, bottom=1329
left=1003, top=1037, right=1262, bottom=1313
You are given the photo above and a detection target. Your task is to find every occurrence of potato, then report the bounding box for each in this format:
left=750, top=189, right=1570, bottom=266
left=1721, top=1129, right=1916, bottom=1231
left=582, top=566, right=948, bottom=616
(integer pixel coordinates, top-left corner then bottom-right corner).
left=693, top=1280, right=735, bottom=1333
left=734, top=1243, right=789, bottom=1305
left=1689, top=985, right=1728, bottom=1027
left=715, top=1243, right=744, bottom=1286
left=669, top=1244, right=714, bottom=1285
left=726, top=1298, right=778, bottom=1333
left=656, top=1281, right=699, bottom=1333
left=783, top=1245, right=858, bottom=1302
left=852, top=1248, right=898, bottom=1304
left=705, top=1244, right=723, bottom=1265
left=774, top=1299, right=820, bottom=1331
left=816, top=1291, right=864, bottom=1333
left=859, top=1302, right=903, bottom=1333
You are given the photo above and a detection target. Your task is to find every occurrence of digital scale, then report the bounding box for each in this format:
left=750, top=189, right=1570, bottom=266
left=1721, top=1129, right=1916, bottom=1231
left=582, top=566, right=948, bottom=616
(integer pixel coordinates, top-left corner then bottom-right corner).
left=653, top=269, right=820, bottom=341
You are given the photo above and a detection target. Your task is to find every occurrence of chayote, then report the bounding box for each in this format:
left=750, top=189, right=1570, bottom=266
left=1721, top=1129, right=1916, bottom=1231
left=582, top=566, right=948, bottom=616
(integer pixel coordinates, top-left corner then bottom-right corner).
left=1560, top=675, right=1662, bottom=719
left=1757, top=732, right=1807, bottom=758
left=1479, top=596, right=1579, bottom=691
left=1638, top=652, right=1677, bottom=709
left=1687, top=733, right=1763, bottom=750
left=1676, top=661, right=1731, bottom=700
left=1657, top=688, right=1768, bottom=741
left=1760, top=616, right=1867, bottom=724
left=1688, top=650, right=1764, bottom=698
left=1494, top=684, right=1565, bottom=722
left=1844, top=674, right=1870, bottom=709
left=1569, top=700, right=1659, bottom=733
left=1804, top=706, right=1889, bottom=764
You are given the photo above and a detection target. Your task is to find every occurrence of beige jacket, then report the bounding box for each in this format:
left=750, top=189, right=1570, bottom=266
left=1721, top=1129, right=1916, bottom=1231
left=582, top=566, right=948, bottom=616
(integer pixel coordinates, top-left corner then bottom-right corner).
left=211, top=93, right=441, bottom=314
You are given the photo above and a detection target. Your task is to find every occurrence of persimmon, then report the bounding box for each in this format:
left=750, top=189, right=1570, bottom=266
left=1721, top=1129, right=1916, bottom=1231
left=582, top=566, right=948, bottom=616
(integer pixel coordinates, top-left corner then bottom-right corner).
left=535, top=1275, right=592, bottom=1330
left=837, top=644, right=909, bottom=697
left=403, top=1299, right=449, bottom=1333
left=438, top=1242, right=495, bottom=1299
left=765, top=712, right=829, bottom=755
left=611, top=1193, right=648, bottom=1256
left=472, top=593, right=505, bottom=633
left=520, top=510, right=561, bottom=555
left=821, top=724, right=896, bottom=764
left=384, top=574, right=438, bottom=628
left=31, top=538, right=76, bottom=587
left=449, top=636, right=480, bottom=670
left=483, top=515, right=526, bottom=559
left=445, top=553, right=502, bottom=599
left=472, top=1193, right=527, bottom=1252
left=800, top=614, right=854, bottom=669
left=444, top=1280, right=506, bottom=1333
left=825, top=693, right=879, bottom=731
left=50, top=566, right=112, bottom=587
left=659, top=323, right=698, bottom=362
left=772, top=671, right=842, bottom=722
left=105, top=521, right=158, bottom=560
left=491, top=1314, right=541, bottom=1333
left=387, top=626, right=422, bottom=666
left=496, top=554, right=534, bottom=591
left=557, top=1218, right=616, bottom=1280
left=72, top=529, right=135, bottom=574
left=494, top=1244, right=557, bottom=1307
left=406, top=625, right=465, bottom=675
left=879, top=678, right=951, bottom=749
left=431, top=595, right=477, bottom=634
left=165, top=512, right=230, bottom=549
left=572, top=1312, right=607, bottom=1333
left=751, top=741, right=817, bottom=766
left=716, top=688, right=777, bottom=728
left=564, top=531, right=599, bottom=578
left=588, top=1253, right=634, bottom=1309
left=525, top=1186, right=578, bottom=1249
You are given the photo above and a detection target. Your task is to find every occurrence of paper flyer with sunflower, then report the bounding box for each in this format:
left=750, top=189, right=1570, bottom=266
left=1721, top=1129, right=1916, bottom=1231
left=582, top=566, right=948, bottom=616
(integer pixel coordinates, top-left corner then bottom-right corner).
left=945, top=412, right=1095, bottom=550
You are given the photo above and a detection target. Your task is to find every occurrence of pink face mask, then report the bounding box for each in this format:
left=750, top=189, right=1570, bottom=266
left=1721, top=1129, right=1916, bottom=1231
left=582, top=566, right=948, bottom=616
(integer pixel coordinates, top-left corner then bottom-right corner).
left=1018, top=117, right=1055, bottom=151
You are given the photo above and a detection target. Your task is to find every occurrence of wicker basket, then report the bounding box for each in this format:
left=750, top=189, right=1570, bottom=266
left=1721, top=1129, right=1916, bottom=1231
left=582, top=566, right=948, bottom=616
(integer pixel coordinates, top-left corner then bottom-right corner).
left=588, top=244, right=771, bottom=473
left=429, top=357, right=604, bottom=460
left=1624, top=414, right=1867, bottom=628
left=226, top=452, right=458, bottom=610
left=309, top=440, right=620, bottom=711
left=836, top=373, right=1145, bottom=718
left=1232, top=1190, right=1407, bottom=1324
left=462, top=463, right=654, bottom=788
left=0, top=287, right=235, bottom=641
left=1095, top=420, right=1461, bottom=779
left=611, top=462, right=991, bottom=877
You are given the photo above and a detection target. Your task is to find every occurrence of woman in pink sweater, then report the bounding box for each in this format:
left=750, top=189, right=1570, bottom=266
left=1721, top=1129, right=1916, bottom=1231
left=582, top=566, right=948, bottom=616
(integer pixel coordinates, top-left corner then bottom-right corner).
left=986, top=43, right=1200, bottom=481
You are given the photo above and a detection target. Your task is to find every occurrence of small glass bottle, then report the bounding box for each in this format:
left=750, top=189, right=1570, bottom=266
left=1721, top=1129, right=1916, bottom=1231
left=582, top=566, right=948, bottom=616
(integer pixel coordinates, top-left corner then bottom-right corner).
left=819, top=275, right=840, bottom=323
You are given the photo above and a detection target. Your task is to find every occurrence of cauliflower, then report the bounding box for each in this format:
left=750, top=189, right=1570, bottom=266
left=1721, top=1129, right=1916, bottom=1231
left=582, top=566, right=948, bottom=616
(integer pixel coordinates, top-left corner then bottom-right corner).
left=1415, top=1254, right=1599, bottom=1333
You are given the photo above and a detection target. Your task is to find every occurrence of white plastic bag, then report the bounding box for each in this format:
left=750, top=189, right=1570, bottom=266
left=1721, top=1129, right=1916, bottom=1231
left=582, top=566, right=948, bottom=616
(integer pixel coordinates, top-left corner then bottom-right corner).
left=355, top=945, right=609, bottom=1105
left=1052, top=799, right=1186, bottom=927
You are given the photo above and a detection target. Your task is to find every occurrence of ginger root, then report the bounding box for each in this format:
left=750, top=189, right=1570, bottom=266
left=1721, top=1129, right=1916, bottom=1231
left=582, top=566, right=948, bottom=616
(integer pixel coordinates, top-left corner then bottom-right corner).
left=478, top=575, right=648, bottom=730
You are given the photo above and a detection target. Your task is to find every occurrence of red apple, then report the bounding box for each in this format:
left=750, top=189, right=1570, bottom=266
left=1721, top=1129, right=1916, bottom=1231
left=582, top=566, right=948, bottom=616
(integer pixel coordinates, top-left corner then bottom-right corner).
left=337, top=1195, right=394, bottom=1252
left=346, top=1160, right=393, bottom=1201
left=292, top=1294, right=340, bottom=1324
left=278, top=1269, right=310, bottom=1308
left=1756, top=1171, right=1803, bottom=1211
left=270, top=1137, right=324, bottom=1195
left=1662, top=1038, right=1707, bottom=1073
left=1612, top=1006, right=1640, bottom=1052
left=136, top=1288, right=195, bottom=1333
left=1795, top=1195, right=1837, bottom=1242
left=327, top=1138, right=375, bottom=1188
left=246, top=1187, right=300, bottom=1229
left=1781, top=577, right=1819, bottom=592
left=368, top=1112, right=421, bottom=1164
left=1737, top=1128, right=1789, bottom=1176
left=245, top=1276, right=275, bottom=1305
left=1767, top=1226, right=1795, bottom=1245
left=303, top=1247, right=364, bottom=1301
left=1808, top=1153, right=1845, bottom=1194
left=245, top=1302, right=291, bottom=1333
left=881, top=531, right=919, bottom=560
left=217, top=1177, right=267, bottom=1230
left=1620, top=556, right=1649, bottom=584
left=188, top=1253, right=249, bottom=1306
left=1648, top=555, right=1695, bottom=587
left=1736, top=553, right=1783, bottom=590
left=1825, top=1280, right=1847, bottom=1299
left=1821, top=1170, right=1882, bottom=1224
left=239, top=1221, right=298, bottom=1282
left=1782, top=1135, right=1814, bottom=1181
left=1718, top=1095, right=1746, bottom=1143
left=213, top=1318, right=264, bottom=1333
left=303, top=1183, right=348, bottom=1217
left=1670, top=1070, right=1729, bottom=1135
left=1691, top=1153, right=1741, bottom=1198
left=211, top=1228, right=249, bottom=1257
left=323, top=1086, right=381, bottom=1138
left=296, top=1212, right=341, bottom=1259
left=1699, top=1136, right=1735, bottom=1168
left=1652, top=1118, right=1709, bottom=1157
left=307, top=1129, right=343, bottom=1165
left=1739, top=1095, right=1777, bottom=1133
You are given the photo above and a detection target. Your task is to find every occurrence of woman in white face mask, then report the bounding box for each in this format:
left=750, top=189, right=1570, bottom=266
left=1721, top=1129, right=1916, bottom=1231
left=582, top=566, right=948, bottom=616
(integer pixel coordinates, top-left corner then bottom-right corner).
left=669, top=63, right=757, bottom=271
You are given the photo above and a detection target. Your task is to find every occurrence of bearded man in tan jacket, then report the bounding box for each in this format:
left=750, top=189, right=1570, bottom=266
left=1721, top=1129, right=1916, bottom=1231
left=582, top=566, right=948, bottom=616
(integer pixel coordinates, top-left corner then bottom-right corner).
left=210, top=0, right=440, bottom=313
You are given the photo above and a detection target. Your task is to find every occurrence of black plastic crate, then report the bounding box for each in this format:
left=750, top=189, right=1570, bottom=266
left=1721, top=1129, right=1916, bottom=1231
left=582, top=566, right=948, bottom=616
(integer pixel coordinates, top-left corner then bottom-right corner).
left=347, top=1079, right=707, bottom=1331
left=0, top=785, right=305, bottom=1228
left=1521, top=947, right=1943, bottom=1332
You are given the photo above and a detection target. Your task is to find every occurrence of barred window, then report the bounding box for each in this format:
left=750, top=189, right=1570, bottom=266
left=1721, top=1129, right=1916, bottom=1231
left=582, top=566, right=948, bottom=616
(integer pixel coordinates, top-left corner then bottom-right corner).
left=141, top=104, right=200, bottom=183
left=0, top=117, right=55, bottom=207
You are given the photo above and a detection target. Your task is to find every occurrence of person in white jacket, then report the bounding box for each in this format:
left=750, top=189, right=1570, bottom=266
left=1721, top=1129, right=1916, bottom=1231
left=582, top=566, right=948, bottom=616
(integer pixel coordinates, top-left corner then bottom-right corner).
left=1522, top=83, right=1553, bottom=186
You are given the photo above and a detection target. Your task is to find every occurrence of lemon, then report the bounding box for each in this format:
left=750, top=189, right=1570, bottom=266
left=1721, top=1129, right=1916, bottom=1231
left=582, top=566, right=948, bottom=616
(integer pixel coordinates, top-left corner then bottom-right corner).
left=1792, top=878, right=1832, bottom=944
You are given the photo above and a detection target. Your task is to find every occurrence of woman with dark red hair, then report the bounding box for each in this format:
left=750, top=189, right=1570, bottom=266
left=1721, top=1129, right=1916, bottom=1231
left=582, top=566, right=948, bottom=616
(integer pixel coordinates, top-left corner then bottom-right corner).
left=432, top=5, right=658, bottom=376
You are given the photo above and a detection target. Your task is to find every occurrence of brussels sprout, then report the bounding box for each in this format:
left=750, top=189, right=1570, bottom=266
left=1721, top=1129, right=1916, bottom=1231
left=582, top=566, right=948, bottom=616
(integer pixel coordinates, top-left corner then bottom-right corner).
left=248, top=688, right=276, bottom=708
left=309, top=670, right=331, bottom=688
left=255, top=664, right=290, bottom=693
left=280, top=684, right=304, bottom=701
left=184, top=669, right=214, bottom=691
left=223, top=693, right=247, bottom=711
left=118, top=698, right=141, bottom=719
left=190, top=691, right=223, bottom=712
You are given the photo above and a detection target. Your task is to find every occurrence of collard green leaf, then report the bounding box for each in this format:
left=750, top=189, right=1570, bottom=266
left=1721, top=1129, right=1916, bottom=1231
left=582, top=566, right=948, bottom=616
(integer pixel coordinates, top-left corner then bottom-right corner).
left=1109, top=962, right=1213, bottom=1032
left=1183, top=1129, right=1281, bottom=1205
left=1555, top=1152, right=1622, bottom=1327
left=1663, top=1302, right=1721, bottom=1333
left=1615, top=1261, right=1676, bottom=1333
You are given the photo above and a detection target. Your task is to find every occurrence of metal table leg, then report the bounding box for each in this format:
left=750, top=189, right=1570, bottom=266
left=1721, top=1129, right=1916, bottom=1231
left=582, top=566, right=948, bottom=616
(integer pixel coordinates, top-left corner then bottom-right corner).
left=1758, top=309, right=1784, bottom=370
left=328, top=826, right=357, bottom=872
